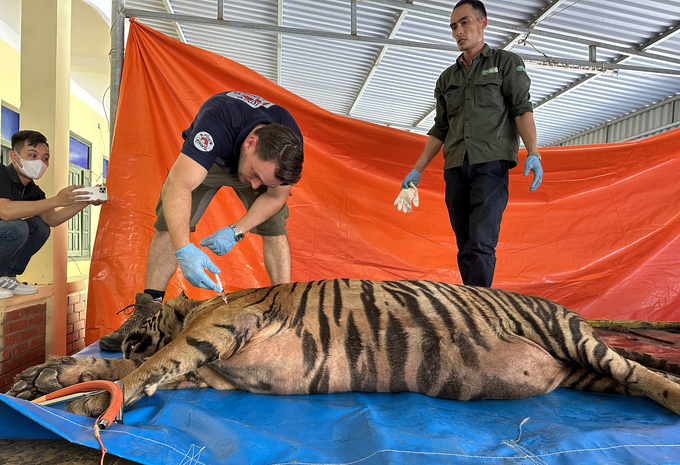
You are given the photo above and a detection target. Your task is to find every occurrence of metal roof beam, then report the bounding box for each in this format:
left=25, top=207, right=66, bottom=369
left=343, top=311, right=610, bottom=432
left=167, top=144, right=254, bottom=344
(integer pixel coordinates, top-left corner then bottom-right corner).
left=358, top=0, right=680, bottom=67
left=640, top=22, right=680, bottom=51
left=606, top=22, right=680, bottom=82
left=535, top=21, right=680, bottom=145
left=535, top=21, right=680, bottom=112
left=533, top=74, right=597, bottom=111
left=124, top=8, right=680, bottom=75
left=124, top=8, right=463, bottom=52
left=412, top=107, right=435, bottom=130
left=525, top=56, right=680, bottom=76
left=160, top=0, right=186, bottom=43
left=403, top=2, right=679, bottom=129
left=501, top=0, right=567, bottom=51
left=348, top=2, right=412, bottom=116
left=351, top=115, right=427, bottom=132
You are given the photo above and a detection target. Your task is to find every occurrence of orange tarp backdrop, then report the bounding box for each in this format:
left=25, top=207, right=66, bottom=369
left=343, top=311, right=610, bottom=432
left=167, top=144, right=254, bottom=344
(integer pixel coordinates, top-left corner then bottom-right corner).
left=86, top=21, right=680, bottom=343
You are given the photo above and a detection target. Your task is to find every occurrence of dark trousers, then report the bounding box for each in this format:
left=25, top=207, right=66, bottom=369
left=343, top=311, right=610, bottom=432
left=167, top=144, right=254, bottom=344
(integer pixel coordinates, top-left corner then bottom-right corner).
left=444, top=158, right=510, bottom=287
left=0, top=217, right=51, bottom=277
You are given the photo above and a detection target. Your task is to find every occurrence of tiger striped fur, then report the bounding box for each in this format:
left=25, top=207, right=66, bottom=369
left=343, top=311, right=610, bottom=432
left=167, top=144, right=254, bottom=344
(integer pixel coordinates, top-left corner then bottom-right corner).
left=8, top=280, right=680, bottom=417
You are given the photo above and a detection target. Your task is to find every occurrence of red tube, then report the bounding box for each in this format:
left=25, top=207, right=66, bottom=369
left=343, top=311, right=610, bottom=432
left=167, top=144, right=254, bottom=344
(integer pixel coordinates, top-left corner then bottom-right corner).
left=32, top=380, right=124, bottom=429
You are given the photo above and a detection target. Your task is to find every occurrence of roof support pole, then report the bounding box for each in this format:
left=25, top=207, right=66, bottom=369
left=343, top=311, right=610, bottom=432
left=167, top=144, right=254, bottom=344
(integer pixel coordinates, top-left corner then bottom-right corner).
left=109, top=0, right=124, bottom=153
left=277, top=0, right=283, bottom=85
left=351, top=0, right=357, bottom=36
left=217, top=0, right=224, bottom=21
left=348, top=3, right=411, bottom=117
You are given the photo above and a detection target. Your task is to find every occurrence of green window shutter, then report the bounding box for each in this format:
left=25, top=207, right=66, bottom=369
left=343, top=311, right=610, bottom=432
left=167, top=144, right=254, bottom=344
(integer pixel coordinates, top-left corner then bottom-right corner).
left=67, top=164, right=92, bottom=260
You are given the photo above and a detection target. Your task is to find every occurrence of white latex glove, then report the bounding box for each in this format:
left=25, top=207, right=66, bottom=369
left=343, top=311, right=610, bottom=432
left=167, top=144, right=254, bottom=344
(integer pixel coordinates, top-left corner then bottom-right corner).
left=394, top=183, right=419, bottom=213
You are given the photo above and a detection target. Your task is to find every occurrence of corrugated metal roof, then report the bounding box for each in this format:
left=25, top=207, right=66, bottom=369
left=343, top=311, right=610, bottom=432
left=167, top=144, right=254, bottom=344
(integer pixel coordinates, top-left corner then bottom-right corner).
left=123, top=0, right=680, bottom=145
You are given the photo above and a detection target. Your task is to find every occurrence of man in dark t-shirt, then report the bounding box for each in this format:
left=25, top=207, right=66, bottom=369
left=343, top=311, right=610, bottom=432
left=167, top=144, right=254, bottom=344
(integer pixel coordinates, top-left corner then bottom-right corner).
left=0, top=130, right=106, bottom=299
left=100, top=91, right=304, bottom=352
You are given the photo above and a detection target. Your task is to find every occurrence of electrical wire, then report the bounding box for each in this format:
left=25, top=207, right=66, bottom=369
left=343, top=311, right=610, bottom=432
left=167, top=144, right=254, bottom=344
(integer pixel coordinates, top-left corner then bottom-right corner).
left=507, top=0, right=585, bottom=62
left=95, top=412, right=108, bottom=465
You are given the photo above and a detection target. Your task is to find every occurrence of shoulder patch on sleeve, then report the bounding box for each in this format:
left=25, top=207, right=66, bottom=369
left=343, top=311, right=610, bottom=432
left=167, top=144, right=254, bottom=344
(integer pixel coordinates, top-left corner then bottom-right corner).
left=194, top=131, right=215, bottom=152
left=516, top=65, right=526, bottom=72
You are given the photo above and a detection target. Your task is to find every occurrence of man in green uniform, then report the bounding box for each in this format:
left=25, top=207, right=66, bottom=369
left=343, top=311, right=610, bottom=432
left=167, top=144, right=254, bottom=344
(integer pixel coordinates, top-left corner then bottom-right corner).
left=399, top=0, right=543, bottom=287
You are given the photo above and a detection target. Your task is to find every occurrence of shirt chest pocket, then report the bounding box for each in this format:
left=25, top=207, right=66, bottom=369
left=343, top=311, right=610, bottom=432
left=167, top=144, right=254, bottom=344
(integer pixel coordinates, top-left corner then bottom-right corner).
left=473, top=77, right=503, bottom=109
left=444, top=84, right=465, bottom=118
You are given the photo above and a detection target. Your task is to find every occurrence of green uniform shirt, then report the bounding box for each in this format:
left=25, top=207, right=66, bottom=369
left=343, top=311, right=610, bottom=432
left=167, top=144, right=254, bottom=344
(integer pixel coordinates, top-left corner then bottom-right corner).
left=428, top=44, right=533, bottom=169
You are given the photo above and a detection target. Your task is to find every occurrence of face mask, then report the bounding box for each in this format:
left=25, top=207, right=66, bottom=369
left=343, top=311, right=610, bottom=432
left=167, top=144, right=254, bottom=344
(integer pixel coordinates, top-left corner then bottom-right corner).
left=17, top=157, right=48, bottom=180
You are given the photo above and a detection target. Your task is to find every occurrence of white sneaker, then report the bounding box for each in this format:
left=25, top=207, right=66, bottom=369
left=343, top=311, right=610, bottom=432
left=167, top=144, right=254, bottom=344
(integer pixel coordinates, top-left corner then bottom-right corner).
left=0, top=276, right=39, bottom=295
left=0, top=288, right=12, bottom=299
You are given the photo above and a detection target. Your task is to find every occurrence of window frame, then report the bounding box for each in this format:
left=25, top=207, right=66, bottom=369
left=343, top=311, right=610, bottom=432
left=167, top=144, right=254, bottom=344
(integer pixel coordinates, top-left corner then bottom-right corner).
left=67, top=132, right=93, bottom=261
left=1, top=103, right=20, bottom=166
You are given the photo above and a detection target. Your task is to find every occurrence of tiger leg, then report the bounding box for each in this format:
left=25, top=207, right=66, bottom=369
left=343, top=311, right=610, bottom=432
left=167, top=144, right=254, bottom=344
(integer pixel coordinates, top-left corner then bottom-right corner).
left=616, top=363, right=680, bottom=414
left=610, top=347, right=680, bottom=376
left=557, top=320, right=680, bottom=414
left=561, top=364, right=680, bottom=395
left=580, top=343, right=680, bottom=414
left=7, top=356, right=140, bottom=401
left=66, top=303, right=262, bottom=417
left=154, top=367, right=239, bottom=391
left=560, top=366, right=641, bottom=395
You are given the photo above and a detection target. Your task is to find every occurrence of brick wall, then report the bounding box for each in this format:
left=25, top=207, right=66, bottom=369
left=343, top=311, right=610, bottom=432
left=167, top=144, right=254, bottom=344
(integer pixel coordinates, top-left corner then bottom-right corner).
left=67, top=292, right=87, bottom=355
left=0, top=304, right=46, bottom=393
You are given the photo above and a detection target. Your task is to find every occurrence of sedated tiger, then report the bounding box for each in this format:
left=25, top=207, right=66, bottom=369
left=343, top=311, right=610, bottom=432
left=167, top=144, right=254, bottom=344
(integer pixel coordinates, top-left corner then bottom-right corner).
left=8, top=279, right=680, bottom=417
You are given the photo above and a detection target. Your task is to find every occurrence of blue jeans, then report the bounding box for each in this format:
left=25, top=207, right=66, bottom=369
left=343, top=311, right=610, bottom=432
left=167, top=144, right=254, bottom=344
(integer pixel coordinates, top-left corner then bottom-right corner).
left=0, top=217, right=51, bottom=277
left=444, top=158, right=510, bottom=288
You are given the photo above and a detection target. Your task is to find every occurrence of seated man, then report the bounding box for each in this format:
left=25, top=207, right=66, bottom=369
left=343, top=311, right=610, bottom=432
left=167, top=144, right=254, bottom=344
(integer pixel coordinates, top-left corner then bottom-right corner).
left=99, top=91, right=304, bottom=351
left=0, top=130, right=107, bottom=298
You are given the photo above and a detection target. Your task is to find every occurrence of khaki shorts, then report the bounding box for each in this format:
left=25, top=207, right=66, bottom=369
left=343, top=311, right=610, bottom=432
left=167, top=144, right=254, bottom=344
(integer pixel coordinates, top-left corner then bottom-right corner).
left=154, top=163, right=289, bottom=236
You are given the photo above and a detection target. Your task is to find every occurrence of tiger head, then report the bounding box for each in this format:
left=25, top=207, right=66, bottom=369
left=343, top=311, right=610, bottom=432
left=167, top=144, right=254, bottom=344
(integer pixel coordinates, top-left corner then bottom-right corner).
left=122, top=291, right=203, bottom=361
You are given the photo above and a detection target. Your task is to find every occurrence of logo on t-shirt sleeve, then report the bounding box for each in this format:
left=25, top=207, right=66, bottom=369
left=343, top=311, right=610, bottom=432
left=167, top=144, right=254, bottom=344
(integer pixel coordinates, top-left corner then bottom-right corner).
left=193, top=132, right=214, bottom=152
left=226, top=91, right=273, bottom=108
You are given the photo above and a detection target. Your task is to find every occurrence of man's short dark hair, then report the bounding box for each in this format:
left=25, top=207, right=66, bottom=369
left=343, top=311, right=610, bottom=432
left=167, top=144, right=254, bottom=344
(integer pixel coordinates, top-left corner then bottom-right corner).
left=11, top=130, right=49, bottom=152
left=254, top=123, right=304, bottom=185
left=453, top=0, right=487, bottom=18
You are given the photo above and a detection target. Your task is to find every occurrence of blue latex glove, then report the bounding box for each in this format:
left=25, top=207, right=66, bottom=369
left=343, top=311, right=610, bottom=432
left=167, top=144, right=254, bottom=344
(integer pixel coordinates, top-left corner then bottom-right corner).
left=200, top=227, right=236, bottom=256
left=174, top=243, right=223, bottom=292
left=523, top=155, right=543, bottom=192
left=401, top=169, right=421, bottom=189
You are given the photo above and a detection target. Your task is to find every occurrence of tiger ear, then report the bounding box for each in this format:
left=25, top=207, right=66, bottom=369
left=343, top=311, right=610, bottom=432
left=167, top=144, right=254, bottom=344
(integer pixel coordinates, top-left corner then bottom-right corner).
left=179, top=290, right=189, bottom=300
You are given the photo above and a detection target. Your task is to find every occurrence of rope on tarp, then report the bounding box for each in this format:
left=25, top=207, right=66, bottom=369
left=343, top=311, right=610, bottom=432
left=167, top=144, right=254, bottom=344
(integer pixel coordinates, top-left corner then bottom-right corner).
left=501, top=417, right=548, bottom=465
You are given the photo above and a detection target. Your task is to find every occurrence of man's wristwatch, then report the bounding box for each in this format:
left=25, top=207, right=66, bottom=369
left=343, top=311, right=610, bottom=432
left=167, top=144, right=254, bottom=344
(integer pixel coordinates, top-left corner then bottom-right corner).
left=229, top=224, right=245, bottom=242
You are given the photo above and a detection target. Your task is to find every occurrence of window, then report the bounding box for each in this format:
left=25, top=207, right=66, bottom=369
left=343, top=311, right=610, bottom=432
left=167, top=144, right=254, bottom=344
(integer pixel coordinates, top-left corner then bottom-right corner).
left=1, top=105, right=20, bottom=165
left=102, top=157, right=108, bottom=184
left=67, top=134, right=92, bottom=260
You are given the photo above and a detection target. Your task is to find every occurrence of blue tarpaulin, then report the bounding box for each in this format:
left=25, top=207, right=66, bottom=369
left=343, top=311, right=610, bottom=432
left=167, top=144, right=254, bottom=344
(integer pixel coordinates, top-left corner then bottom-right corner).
left=1, top=343, right=679, bottom=464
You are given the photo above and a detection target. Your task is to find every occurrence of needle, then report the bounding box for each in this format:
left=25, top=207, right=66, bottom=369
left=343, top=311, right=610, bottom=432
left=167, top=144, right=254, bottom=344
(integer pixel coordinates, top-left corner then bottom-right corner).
left=215, top=274, right=228, bottom=304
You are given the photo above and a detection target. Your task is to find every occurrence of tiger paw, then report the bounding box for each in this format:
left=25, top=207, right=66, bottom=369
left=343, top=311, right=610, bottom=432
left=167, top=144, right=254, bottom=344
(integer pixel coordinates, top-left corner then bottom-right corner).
left=6, top=356, right=99, bottom=401
left=66, top=391, right=111, bottom=418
